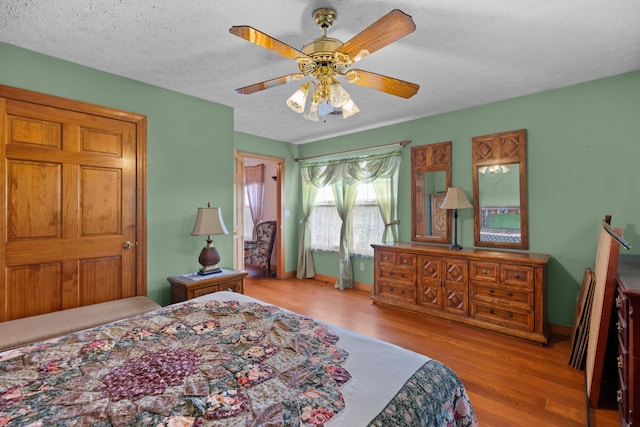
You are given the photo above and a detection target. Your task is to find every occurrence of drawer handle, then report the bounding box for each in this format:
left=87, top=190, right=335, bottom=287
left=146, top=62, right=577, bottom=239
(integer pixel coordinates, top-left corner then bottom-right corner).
left=616, top=295, right=622, bottom=308
left=617, top=390, right=623, bottom=402
left=508, top=312, right=513, bottom=318
left=617, top=321, right=623, bottom=333
left=513, top=273, right=520, bottom=279
left=489, top=288, right=495, bottom=294
left=489, top=308, right=494, bottom=314
left=617, top=355, right=624, bottom=368
left=482, top=269, right=489, bottom=274
left=507, top=291, right=513, bottom=297
left=402, top=259, right=409, bottom=263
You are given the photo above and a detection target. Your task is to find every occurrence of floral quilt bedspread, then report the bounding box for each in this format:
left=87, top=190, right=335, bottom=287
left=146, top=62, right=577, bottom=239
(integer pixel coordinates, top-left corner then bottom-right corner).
left=0, top=300, right=351, bottom=426
left=368, top=360, right=477, bottom=427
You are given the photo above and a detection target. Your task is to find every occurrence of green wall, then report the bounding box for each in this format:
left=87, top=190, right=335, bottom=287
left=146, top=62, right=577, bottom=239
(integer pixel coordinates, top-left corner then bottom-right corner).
left=2, top=41, right=639, bottom=327
left=0, top=42, right=235, bottom=306
left=299, top=71, right=640, bottom=326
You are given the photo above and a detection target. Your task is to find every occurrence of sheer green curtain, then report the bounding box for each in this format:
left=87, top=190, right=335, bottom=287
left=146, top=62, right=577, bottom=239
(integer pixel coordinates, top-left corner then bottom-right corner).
left=332, top=179, right=358, bottom=290
left=297, top=149, right=403, bottom=287
left=296, top=178, right=318, bottom=278
left=371, top=156, right=401, bottom=243
left=297, top=165, right=339, bottom=278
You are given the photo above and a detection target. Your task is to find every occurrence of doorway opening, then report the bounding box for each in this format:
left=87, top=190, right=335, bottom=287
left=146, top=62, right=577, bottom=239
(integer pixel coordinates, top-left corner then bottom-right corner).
left=234, top=151, right=284, bottom=279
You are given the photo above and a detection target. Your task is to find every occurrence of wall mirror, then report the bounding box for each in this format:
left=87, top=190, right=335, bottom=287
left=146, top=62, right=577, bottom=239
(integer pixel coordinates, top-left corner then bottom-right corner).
left=411, top=141, right=452, bottom=243
left=472, top=129, right=528, bottom=249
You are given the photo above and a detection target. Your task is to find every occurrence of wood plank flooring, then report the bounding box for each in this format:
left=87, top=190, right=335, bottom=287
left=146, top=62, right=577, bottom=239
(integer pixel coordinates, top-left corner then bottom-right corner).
left=244, top=273, right=620, bottom=427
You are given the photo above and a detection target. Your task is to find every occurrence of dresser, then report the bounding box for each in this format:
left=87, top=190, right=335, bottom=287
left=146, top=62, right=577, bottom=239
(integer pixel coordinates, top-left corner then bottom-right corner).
left=615, top=255, right=639, bottom=426
left=372, top=243, right=550, bottom=344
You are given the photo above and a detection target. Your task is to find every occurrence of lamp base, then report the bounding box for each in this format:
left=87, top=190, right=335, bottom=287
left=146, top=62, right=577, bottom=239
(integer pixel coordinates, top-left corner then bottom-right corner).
left=449, top=243, right=463, bottom=251
left=198, top=266, right=222, bottom=275
left=197, top=242, right=222, bottom=275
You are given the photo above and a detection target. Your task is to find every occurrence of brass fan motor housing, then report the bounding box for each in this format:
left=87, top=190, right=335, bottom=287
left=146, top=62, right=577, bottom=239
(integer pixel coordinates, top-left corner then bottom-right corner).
left=298, top=9, right=351, bottom=76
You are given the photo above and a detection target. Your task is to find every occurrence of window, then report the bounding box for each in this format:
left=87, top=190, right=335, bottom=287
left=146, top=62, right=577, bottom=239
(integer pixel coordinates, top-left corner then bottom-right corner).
left=309, top=182, right=384, bottom=257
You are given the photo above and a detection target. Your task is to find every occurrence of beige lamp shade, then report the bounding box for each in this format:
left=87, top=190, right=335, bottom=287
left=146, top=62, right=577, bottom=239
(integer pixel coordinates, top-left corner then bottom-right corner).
left=191, top=207, right=229, bottom=236
left=440, top=187, right=472, bottom=210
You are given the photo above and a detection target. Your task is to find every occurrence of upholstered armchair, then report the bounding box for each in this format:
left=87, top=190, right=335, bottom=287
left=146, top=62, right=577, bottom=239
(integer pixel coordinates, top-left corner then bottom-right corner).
left=244, top=221, right=276, bottom=277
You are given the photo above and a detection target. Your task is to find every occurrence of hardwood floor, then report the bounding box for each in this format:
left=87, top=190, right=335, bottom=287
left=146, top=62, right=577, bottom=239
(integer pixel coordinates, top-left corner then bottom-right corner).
left=243, top=273, right=621, bottom=427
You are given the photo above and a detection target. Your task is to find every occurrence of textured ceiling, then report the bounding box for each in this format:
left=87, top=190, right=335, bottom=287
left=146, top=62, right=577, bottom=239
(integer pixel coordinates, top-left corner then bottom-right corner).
left=1, top=0, right=639, bottom=144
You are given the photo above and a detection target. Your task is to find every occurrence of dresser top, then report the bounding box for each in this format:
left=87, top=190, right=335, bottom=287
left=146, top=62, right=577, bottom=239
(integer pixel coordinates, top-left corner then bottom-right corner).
left=372, top=242, right=550, bottom=264
left=618, top=254, right=640, bottom=292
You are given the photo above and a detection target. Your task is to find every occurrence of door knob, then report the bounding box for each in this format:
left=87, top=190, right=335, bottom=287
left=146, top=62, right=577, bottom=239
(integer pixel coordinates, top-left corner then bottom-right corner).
left=123, top=241, right=134, bottom=249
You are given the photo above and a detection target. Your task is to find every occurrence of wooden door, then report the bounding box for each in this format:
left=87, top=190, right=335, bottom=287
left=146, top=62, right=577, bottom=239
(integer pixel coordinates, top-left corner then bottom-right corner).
left=0, top=86, right=147, bottom=321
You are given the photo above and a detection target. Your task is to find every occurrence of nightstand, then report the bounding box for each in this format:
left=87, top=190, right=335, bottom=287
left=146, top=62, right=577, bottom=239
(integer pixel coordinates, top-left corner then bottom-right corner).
left=168, top=268, right=248, bottom=304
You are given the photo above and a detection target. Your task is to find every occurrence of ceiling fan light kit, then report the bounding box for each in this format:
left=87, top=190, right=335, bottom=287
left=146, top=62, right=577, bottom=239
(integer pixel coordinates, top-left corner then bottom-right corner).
left=230, top=8, right=420, bottom=121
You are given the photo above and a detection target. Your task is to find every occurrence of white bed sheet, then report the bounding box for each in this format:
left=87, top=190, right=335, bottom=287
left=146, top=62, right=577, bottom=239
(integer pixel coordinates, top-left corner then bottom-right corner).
left=196, top=291, right=428, bottom=426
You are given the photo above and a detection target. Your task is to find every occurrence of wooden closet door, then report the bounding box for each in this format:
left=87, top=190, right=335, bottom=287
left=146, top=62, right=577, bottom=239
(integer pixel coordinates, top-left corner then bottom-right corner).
left=0, top=90, right=146, bottom=321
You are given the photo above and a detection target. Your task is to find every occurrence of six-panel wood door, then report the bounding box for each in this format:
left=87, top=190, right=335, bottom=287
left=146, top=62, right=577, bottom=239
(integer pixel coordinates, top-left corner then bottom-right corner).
left=0, top=87, right=146, bottom=321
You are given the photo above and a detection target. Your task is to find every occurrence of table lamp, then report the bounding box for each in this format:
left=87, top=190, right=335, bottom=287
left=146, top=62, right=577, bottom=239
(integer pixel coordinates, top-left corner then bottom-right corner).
left=191, top=203, right=229, bottom=275
left=440, top=187, right=473, bottom=250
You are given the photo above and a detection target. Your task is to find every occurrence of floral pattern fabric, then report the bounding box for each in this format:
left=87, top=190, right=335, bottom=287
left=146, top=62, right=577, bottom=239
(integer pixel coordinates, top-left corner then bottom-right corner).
left=244, top=221, right=276, bottom=269
left=0, top=300, right=350, bottom=426
left=368, top=359, right=478, bottom=427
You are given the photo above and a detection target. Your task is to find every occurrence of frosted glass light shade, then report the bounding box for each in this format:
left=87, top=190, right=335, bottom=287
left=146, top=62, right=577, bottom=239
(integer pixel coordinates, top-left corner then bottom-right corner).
left=329, top=80, right=350, bottom=107
left=341, top=98, right=360, bottom=119
left=286, top=82, right=310, bottom=113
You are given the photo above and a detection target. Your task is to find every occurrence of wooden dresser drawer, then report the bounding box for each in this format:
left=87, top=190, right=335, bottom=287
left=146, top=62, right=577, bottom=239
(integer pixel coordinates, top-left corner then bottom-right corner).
left=379, top=267, right=416, bottom=284
left=472, top=282, right=532, bottom=307
left=377, top=250, right=416, bottom=270
left=378, top=281, right=416, bottom=303
left=472, top=302, right=533, bottom=331
left=617, top=309, right=629, bottom=354
left=617, top=368, right=629, bottom=424
left=377, top=250, right=397, bottom=267
left=616, top=287, right=629, bottom=324
left=470, top=261, right=499, bottom=283
left=501, top=264, right=534, bottom=289
left=397, top=253, right=417, bottom=270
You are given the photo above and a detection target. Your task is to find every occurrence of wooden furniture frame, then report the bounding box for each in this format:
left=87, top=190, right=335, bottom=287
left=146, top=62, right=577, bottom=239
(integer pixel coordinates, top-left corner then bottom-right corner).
left=411, top=141, right=452, bottom=244
left=472, top=129, right=528, bottom=250
left=372, top=243, right=550, bottom=344
left=168, top=269, right=247, bottom=303
left=615, top=255, right=639, bottom=426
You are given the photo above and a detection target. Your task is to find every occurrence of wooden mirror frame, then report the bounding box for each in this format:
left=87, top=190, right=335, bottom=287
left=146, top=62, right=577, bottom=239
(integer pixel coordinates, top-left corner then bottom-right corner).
left=472, top=129, right=528, bottom=249
left=411, top=141, right=452, bottom=244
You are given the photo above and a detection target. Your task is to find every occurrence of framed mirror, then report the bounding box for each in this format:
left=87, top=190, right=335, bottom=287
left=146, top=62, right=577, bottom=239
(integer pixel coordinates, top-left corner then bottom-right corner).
left=411, top=141, right=452, bottom=244
left=472, top=129, right=528, bottom=249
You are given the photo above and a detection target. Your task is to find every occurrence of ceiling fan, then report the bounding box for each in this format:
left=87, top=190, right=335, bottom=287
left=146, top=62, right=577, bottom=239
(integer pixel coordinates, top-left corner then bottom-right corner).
left=229, top=8, right=420, bottom=120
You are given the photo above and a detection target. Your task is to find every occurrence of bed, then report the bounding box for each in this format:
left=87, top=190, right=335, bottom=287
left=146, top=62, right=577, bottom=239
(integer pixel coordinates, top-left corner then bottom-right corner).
left=479, top=205, right=521, bottom=243
left=0, top=291, right=477, bottom=426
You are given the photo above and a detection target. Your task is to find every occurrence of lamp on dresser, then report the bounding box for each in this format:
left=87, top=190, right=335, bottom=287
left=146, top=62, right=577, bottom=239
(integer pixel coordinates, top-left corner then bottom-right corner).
left=191, top=203, right=229, bottom=275
left=440, top=187, right=473, bottom=250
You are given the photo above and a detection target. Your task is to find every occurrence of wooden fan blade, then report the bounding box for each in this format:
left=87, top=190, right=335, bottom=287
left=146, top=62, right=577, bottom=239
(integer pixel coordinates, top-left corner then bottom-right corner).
left=346, top=69, right=419, bottom=99
left=235, top=73, right=304, bottom=95
left=337, top=10, right=416, bottom=63
left=229, top=26, right=311, bottom=61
